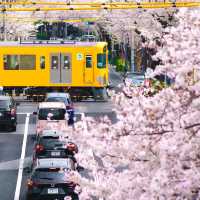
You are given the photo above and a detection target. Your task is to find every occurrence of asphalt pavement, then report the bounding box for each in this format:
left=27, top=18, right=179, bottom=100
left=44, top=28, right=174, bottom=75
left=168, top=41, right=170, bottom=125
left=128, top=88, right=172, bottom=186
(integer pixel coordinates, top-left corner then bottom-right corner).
left=0, top=100, right=117, bottom=200
left=0, top=66, right=122, bottom=200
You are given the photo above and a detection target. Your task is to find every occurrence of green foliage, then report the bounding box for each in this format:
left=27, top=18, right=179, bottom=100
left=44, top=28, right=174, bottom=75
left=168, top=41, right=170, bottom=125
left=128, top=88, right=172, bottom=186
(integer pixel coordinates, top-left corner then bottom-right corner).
left=113, top=57, right=126, bottom=72
left=151, top=79, right=166, bottom=92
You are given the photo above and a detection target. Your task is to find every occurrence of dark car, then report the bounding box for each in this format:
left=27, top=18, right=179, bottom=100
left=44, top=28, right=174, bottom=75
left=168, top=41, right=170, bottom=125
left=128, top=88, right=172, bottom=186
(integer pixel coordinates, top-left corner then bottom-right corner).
left=33, top=133, right=78, bottom=162
left=0, top=95, right=18, bottom=131
left=45, top=93, right=75, bottom=125
left=27, top=158, right=81, bottom=200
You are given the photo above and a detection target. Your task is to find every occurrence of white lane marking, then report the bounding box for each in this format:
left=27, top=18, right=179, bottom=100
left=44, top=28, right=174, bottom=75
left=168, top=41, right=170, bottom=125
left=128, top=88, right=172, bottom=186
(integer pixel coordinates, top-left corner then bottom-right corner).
left=14, top=113, right=30, bottom=200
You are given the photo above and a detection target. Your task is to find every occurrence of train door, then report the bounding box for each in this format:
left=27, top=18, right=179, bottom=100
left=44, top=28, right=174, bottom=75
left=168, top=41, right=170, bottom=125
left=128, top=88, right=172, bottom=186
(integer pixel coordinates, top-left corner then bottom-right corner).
left=50, top=53, right=71, bottom=83
left=84, top=55, right=93, bottom=83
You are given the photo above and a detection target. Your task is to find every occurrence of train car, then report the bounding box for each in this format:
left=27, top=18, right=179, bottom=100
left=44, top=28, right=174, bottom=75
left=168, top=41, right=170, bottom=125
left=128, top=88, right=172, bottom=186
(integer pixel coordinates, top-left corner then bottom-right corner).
left=0, top=40, right=108, bottom=87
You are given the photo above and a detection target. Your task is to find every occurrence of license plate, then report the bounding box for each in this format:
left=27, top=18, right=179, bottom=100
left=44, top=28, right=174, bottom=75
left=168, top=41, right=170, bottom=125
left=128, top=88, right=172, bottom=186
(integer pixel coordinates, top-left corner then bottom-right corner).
left=51, top=151, right=60, bottom=156
left=48, top=188, right=58, bottom=194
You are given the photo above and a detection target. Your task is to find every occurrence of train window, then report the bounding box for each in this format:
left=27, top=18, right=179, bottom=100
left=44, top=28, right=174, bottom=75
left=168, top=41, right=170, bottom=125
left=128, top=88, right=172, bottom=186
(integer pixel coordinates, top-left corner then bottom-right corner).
left=51, top=56, right=58, bottom=69
left=86, top=55, right=92, bottom=68
left=40, top=56, right=45, bottom=69
left=4, top=55, right=19, bottom=70
left=63, top=56, right=70, bottom=69
left=97, top=54, right=106, bottom=68
left=20, top=55, right=36, bottom=70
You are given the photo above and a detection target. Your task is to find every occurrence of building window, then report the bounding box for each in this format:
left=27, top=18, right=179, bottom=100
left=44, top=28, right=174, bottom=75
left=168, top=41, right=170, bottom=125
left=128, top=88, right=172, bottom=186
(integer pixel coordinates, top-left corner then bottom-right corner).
left=4, top=55, right=36, bottom=70
left=40, top=56, right=45, bottom=69
left=86, top=55, right=92, bottom=68
left=97, top=54, right=106, bottom=68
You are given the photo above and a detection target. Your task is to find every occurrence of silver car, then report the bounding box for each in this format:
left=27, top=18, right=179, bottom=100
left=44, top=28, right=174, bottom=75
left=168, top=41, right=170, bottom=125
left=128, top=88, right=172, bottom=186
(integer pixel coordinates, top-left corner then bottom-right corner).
left=125, top=72, right=145, bottom=87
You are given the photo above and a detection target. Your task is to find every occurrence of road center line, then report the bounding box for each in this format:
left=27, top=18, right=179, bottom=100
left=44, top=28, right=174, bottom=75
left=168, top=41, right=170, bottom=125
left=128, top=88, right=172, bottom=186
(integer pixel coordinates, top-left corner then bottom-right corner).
left=14, top=113, right=30, bottom=200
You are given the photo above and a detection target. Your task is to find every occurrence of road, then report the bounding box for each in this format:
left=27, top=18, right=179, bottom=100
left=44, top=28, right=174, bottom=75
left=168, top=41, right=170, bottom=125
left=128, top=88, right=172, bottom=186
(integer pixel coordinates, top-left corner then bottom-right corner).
left=0, top=100, right=117, bottom=200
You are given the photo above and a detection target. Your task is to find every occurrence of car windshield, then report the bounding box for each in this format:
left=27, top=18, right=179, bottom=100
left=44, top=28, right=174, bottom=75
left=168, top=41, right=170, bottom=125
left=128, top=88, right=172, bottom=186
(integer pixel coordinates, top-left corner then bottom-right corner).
left=0, top=100, right=9, bottom=109
left=46, top=97, right=70, bottom=105
left=38, top=108, right=66, bottom=120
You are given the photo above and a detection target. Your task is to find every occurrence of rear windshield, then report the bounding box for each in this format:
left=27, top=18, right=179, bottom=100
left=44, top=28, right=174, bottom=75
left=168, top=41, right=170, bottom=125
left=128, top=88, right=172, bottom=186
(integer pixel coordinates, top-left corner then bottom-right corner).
left=38, top=108, right=66, bottom=120
left=35, top=168, right=65, bottom=172
left=46, top=97, right=70, bottom=105
left=0, top=100, right=9, bottom=108
left=39, top=138, right=65, bottom=149
left=33, top=168, right=73, bottom=179
left=34, top=166, right=74, bottom=174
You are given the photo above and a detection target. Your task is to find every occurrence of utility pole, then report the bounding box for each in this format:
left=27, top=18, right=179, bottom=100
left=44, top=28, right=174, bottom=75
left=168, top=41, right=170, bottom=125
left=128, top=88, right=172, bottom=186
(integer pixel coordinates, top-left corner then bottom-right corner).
left=130, top=29, right=135, bottom=72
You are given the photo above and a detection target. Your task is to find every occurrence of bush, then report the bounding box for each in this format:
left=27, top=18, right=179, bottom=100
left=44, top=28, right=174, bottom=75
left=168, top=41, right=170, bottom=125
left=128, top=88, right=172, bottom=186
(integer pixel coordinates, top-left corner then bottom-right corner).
left=114, top=57, right=126, bottom=72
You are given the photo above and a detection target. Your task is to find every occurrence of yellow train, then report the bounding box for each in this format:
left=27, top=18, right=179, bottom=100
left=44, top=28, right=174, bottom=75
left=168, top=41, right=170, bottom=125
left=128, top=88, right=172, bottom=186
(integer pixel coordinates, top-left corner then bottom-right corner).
left=0, top=40, right=108, bottom=88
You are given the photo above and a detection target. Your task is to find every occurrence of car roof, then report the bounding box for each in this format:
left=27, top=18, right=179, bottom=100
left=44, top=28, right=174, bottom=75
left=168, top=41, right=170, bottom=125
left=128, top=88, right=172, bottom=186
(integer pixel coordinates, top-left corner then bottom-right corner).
left=40, top=129, right=67, bottom=137
left=46, top=93, right=70, bottom=99
left=36, top=158, right=74, bottom=169
left=38, top=102, right=66, bottom=109
left=0, top=95, right=11, bottom=100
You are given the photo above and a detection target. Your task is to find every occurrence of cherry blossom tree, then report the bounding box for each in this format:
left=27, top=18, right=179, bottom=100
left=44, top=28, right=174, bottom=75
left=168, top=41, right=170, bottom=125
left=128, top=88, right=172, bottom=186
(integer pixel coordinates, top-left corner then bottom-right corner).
left=63, top=8, right=200, bottom=200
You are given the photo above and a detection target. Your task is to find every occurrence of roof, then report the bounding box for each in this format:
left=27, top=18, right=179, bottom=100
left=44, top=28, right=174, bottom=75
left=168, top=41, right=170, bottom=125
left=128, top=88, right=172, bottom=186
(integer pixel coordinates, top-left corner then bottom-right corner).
left=36, top=158, right=75, bottom=169
left=0, top=41, right=107, bottom=47
left=38, top=102, right=66, bottom=109
left=46, top=92, right=70, bottom=99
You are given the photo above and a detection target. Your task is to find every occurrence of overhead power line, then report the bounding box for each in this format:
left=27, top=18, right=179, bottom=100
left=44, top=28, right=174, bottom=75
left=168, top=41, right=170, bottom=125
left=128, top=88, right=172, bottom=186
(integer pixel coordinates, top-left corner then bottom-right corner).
left=0, top=1, right=198, bottom=6
left=0, top=16, right=99, bottom=23
left=0, top=2, right=199, bottom=11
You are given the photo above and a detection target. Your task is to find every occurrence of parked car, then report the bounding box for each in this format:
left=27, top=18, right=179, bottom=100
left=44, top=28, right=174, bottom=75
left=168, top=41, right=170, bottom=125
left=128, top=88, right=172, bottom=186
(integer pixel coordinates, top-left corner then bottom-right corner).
left=124, top=72, right=145, bottom=87
left=27, top=158, right=81, bottom=200
left=0, top=95, right=18, bottom=131
left=45, top=93, right=74, bottom=125
left=34, top=102, right=67, bottom=135
left=33, top=130, right=78, bottom=162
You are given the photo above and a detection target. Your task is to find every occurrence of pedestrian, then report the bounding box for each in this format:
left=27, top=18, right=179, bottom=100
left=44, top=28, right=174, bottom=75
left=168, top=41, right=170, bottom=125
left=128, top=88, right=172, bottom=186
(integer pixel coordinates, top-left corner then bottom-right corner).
left=65, top=108, right=75, bottom=127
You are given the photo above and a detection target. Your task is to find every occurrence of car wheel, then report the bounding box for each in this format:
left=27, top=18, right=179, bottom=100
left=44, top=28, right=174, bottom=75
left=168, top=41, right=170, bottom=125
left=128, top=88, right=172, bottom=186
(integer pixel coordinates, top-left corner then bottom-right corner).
left=72, top=194, right=79, bottom=200
left=12, top=124, right=16, bottom=132
left=6, top=125, right=14, bottom=132
left=26, top=194, right=34, bottom=200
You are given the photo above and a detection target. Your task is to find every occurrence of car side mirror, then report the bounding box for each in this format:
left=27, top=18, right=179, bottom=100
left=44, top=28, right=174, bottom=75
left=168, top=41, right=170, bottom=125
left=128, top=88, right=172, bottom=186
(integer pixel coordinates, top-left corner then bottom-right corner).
left=33, top=111, right=37, bottom=115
